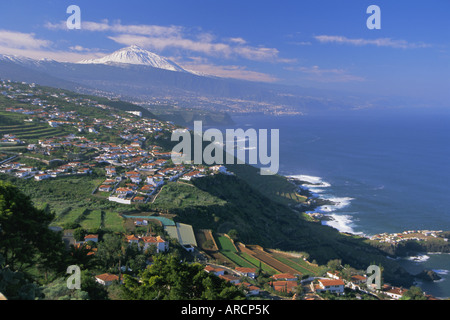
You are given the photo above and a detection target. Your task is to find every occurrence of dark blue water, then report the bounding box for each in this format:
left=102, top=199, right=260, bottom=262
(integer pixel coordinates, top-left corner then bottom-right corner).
left=226, top=110, right=450, bottom=298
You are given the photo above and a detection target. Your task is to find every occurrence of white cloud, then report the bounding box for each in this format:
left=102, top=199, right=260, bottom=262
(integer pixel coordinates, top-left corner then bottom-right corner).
left=46, top=20, right=182, bottom=37
left=46, top=20, right=293, bottom=63
left=0, top=30, right=52, bottom=49
left=0, top=30, right=103, bottom=62
left=0, top=45, right=104, bottom=62
left=179, top=57, right=279, bottom=82
left=314, top=35, right=431, bottom=49
left=108, top=34, right=234, bottom=58
left=228, top=37, right=247, bottom=45
left=286, top=65, right=365, bottom=83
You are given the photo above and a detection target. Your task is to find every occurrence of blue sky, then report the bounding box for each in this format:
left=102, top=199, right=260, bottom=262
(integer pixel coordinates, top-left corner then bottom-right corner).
left=0, top=0, right=449, bottom=104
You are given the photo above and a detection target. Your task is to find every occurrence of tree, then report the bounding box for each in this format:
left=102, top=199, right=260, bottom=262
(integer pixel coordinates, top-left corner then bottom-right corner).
left=295, top=283, right=304, bottom=297
left=0, top=254, right=42, bottom=300
left=95, top=233, right=126, bottom=272
left=0, top=181, right=65, bottom=271
left=400, top=286, right=427, bottom=300
left=80, top=271, right=108, bottom=300
left=73, top=227, right=87, bottom=242
left=41, top=277, right=89, bottom=300
left=228, top=229, right=239, bottom=241
left=120, top=254, right=245, bottom=300
left=327, top=259, right=342, bottom=272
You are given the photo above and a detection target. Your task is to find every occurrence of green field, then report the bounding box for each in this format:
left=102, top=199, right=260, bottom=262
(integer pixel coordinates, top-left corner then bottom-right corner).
left=214, top=235, right=277, bottom=273
left=152, top=181, right=227, bottom=209
left=215, top=235, right=252, bottom=267
left=238, top=252, right=277, bottom=275
left=272, top=254, right=321, bottom=276
left=216, top=235, right=237, bottom=252
left=53, top=206, right=125, bottom=232
left=0, top=173, right=127, bottom=232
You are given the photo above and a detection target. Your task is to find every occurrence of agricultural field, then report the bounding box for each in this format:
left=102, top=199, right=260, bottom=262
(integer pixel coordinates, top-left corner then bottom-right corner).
left=214, top=234, right=253, bottom=268
left=275, top=191, right=308, bottom=203
left=195, top=229, right=219, bottom=251
left=52, top=206, right=125, bottom=232
left=2, top=126, right=61, bottom=140
left=269, top=251, right=322, bottom=276
left=237, top=244, right=306, bottom=276
left=0, top=115, right=63, bottom=141
left=0, top=173, right=127, bottom=232
left=152, top=181, right=227, bottom=209
left=213, top=235, right=277, bottom=275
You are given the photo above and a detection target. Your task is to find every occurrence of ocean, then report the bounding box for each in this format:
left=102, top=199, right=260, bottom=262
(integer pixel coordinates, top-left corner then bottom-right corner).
left=224, top=109, right=450, bottom=298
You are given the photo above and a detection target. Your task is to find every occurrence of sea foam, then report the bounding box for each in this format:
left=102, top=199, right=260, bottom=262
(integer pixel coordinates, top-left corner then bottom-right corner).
left=288, top=174, right=359, bottom=235
left=433, top=269, right=449, bottom=275
left=406, top=254, right=430, bottom=263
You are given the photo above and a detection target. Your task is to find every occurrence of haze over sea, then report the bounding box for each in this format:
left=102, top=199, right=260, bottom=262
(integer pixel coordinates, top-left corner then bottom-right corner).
left=227, top=108, right=450, bottom=298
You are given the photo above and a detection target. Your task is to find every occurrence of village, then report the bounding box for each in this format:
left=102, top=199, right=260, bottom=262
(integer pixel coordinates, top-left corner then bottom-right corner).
left=0, top=80, right=233, bottom=205
left=65, top=222, right=437, bottom=300
left=369, top=230, right=448, bottom=244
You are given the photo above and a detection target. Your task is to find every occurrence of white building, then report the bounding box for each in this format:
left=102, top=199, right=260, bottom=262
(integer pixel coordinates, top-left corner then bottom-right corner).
left=314, top=279, right=345, bottom=294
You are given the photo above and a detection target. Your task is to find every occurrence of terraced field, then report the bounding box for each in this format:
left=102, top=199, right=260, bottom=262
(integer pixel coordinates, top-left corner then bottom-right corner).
left=0, top=123, right=62, bottom=140
left=52, top=206, right=125, bottom=232
left=269, top=251, right=321, bottom=276
left=195, top=229, right=219, bottom=251
left=237, top=244, right=302, bottom=276
left=210, top=234, right=277, bottom=274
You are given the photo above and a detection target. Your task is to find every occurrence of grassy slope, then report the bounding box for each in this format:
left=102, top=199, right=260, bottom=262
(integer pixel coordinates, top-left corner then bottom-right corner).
left=0, top=173, right=128, bottom=232
left=224, top=163, right=307, bottom=206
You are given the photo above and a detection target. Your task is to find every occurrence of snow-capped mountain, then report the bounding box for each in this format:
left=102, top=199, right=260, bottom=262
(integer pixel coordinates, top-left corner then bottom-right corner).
left=0, top=54, right=52, bottom=66
left=78, top=45, right=188, bottom=73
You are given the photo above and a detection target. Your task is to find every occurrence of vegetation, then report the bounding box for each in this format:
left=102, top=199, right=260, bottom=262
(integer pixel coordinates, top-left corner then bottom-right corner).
left=400, top=286, right=427, bottom=300
left=0, top=181, right=67, bottom=299
left=224, top=163, right=308, bottom=206
left=155, top=173, right=414, bottom=287
left=120, top=255, right=245, bottom=300
left=367, top=238, right=450, bottom=256
left=0, top=173, right=129, bottom=232
left=0, top=181, right=66, bottom=272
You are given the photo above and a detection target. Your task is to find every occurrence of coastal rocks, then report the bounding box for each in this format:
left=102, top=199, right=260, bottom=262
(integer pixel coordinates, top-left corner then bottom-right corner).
left=415, top=269, right=442, bottom=282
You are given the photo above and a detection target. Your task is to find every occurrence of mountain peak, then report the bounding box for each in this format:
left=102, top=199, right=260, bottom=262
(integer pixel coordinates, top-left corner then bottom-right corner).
left=77, top=46, right=187, bottom=73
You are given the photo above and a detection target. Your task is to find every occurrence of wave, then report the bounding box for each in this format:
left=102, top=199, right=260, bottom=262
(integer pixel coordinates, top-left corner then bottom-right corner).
left=406, top=254, right=430, bottom=262
left=225, top=137, right=250, bottom=144
left=287, top=173, right=364, bottom=237
left=289, top=174, right=331, bottom=188
left=318, top=196, right=355, bottom=212
left=433, top=269, right=449, bottom=275
left=321, top=213, right=365, bottom=236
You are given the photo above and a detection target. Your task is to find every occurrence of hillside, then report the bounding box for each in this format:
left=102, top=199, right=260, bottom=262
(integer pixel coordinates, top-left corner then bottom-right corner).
left=0, top=80, right=415, bottom=288
left=0, top=49, right=363, bottom=116
left=149, top=173, right=413, bottom=287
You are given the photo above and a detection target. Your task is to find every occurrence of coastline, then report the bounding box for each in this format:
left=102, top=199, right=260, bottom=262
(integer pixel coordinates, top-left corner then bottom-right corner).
left=286, top=174, right=450, bottom=247
left=229, top=113, right=450, bottom=298
left=286, top=174, right=361, bottom=235
left=286, top=174, right=450, bottom=298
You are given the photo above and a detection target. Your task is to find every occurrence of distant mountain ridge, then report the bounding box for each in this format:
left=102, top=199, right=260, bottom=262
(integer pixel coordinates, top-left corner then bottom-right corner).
left=0, top=46, right=387, bottom=116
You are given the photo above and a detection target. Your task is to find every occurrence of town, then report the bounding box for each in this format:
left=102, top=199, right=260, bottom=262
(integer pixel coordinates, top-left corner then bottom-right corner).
left=369, top=230, right=448, bottom=245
